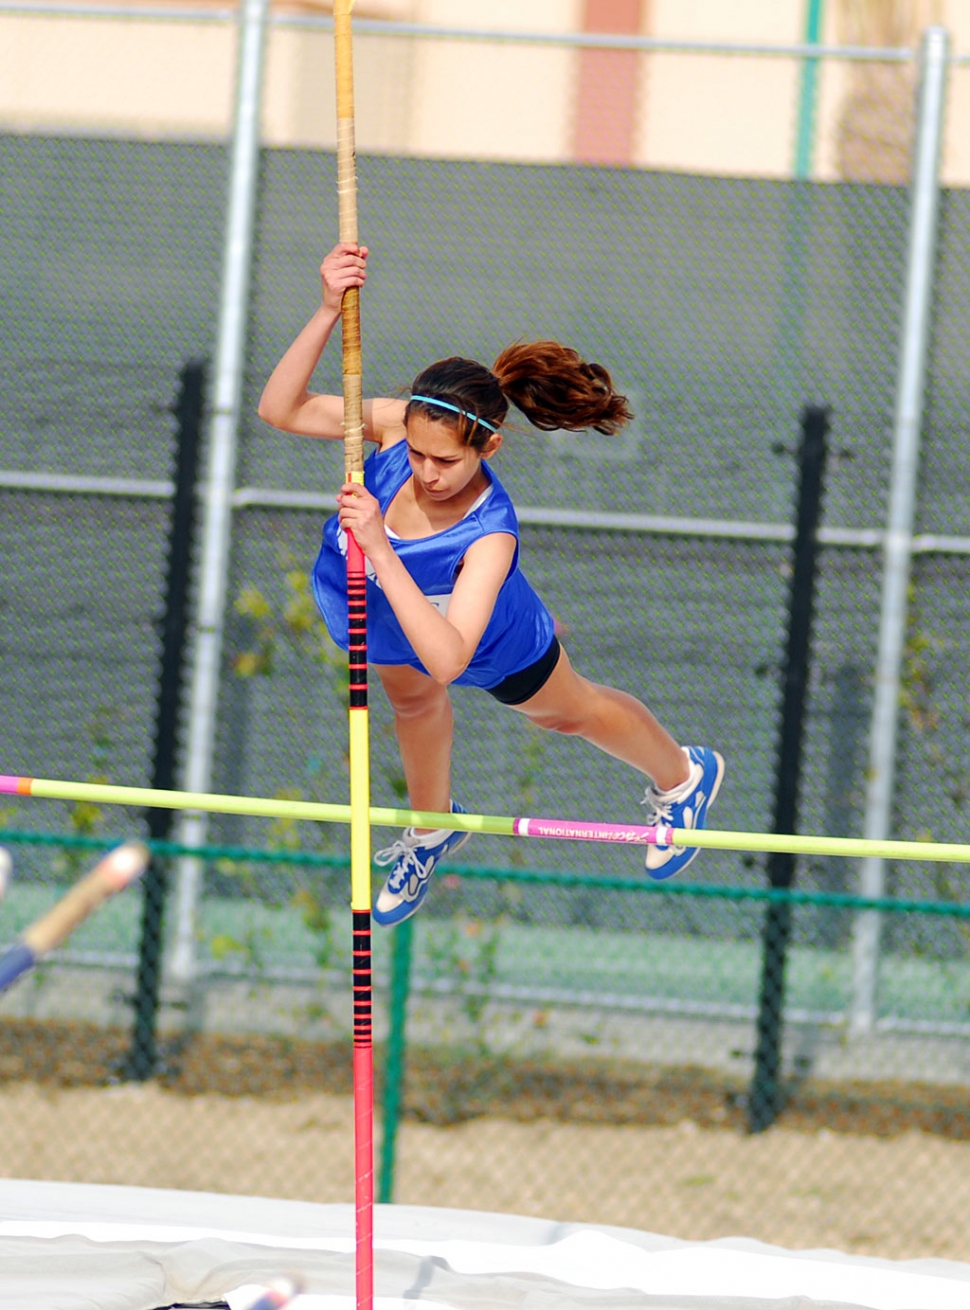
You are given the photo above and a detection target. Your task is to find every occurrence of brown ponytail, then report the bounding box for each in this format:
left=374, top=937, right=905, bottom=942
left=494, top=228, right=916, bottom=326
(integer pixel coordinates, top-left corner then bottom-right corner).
left=405, top=342, right=632, bottom=450
left=492, top=341, right=633, bottom=435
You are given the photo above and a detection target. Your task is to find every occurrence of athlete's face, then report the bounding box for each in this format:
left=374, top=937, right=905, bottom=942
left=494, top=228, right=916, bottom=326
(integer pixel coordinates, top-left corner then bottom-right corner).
left=404, top=414, right=501, bottom=502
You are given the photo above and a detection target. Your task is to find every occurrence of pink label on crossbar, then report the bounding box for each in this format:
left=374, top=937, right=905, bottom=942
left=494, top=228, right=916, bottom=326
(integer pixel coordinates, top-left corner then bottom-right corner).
left=515, top=817, right=660, bottom=844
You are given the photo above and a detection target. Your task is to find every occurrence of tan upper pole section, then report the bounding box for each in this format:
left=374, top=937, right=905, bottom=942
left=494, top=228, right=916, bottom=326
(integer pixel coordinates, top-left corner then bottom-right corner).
left=333, top=0, right=363, bottom=478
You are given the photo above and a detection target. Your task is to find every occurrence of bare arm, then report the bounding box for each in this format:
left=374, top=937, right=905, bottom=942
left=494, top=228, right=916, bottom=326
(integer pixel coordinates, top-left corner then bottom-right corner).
left=257, top=243, right=405, bottom=445
left=336, top=483, right=516, bottom=684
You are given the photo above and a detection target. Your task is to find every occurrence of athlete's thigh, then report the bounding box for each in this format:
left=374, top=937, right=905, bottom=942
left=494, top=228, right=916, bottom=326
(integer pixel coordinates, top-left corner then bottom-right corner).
left=508, top=645, right=592, bottom=727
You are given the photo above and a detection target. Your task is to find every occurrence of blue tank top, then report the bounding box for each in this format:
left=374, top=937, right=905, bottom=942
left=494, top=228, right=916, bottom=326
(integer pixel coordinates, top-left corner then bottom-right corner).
left=311, top=441, right=555, bottom=689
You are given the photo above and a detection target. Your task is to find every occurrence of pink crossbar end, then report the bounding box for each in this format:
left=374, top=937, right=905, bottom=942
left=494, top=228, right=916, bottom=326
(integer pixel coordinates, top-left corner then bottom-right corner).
left=0, top=776, right=30, bottom=795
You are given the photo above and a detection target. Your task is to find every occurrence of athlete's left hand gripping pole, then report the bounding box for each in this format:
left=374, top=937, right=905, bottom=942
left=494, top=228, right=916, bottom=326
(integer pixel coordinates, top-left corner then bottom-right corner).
left=333, top=4, right=373, bottom=1309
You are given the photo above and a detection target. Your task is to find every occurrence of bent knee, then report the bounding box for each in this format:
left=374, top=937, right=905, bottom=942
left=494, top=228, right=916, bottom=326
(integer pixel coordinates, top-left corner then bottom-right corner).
left=396, top=689, right=449, bottom=718
left=379, top=669, right=450, bottom=718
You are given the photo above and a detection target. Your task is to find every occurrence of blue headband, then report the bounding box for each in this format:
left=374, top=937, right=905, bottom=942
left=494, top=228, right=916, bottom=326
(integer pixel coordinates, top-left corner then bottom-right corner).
left=408, top=394, right=498, bottom=433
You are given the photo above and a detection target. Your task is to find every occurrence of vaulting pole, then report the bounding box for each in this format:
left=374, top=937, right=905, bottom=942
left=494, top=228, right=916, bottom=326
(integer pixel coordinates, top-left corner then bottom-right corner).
left=332, top=3, right=373, bottom=1307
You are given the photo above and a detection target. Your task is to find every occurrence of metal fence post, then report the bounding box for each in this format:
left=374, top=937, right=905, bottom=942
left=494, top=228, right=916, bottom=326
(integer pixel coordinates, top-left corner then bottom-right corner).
left=124, top=360, right=206, bottom=1079
left=167, top=0, right=270, bottom=987
left=379, top=916, right=414, bottom=1204
left=850, top=26, right=949, bottom=1034
left=748, top=405, right=830, bottom=1133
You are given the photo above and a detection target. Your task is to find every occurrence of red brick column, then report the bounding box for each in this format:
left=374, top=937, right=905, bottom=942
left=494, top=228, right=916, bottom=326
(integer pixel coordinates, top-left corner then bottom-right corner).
left=573, top=0, right=647, bottom=165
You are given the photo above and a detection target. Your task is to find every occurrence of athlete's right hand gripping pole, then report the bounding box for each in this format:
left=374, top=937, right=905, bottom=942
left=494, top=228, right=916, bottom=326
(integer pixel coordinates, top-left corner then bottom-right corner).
left=333, top=4, right=373, bottom=1310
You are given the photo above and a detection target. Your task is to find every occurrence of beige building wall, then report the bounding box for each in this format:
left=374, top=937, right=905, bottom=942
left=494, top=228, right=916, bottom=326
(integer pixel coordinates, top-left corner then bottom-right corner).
left=638, top=0, right=804, bottom=177
left=263, top=29, right=413, bottom=150
left=0, top=0, right=967, bottom=182
left=0, top=10, right=236, bottom=137
left=403, top=0, right=582, bottom=161
left=946, top=62, right=970, bottom=183
left=263, top=0, right=414, bottom=149
left=263, top=0, right=582, bottom=159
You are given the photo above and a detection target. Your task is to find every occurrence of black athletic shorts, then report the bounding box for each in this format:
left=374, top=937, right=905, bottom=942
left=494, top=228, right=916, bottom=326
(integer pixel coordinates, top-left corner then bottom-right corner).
left=485, top=636, right=562, bottom=706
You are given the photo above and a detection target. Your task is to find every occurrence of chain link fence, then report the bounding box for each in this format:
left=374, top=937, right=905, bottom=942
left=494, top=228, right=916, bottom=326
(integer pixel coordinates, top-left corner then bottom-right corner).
left=2, top=9, right=970, bottom=1260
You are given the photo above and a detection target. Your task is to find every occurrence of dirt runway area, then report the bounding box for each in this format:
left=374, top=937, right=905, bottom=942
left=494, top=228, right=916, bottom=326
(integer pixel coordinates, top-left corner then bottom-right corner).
left=3, top=1082, right=970, bottom=1262
left=1, top=1021, right=969, bottom=1264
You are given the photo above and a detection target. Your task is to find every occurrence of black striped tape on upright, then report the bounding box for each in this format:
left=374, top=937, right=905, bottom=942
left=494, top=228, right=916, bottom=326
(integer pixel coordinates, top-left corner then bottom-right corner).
left=348, top=573, right=368, bottom=709
left=352, top=910, right=373, bottom=1046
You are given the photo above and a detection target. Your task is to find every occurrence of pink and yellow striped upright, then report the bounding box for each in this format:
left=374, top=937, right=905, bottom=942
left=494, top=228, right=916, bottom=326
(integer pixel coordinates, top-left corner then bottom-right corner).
left=333, top=2, right=374, bottom=1307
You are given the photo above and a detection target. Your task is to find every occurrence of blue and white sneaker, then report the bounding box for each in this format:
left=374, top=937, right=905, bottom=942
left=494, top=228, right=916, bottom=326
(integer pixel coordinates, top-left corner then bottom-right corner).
left=372, top=801, right=471, bottom=927
left=643, top=746, right=725, bottom=880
